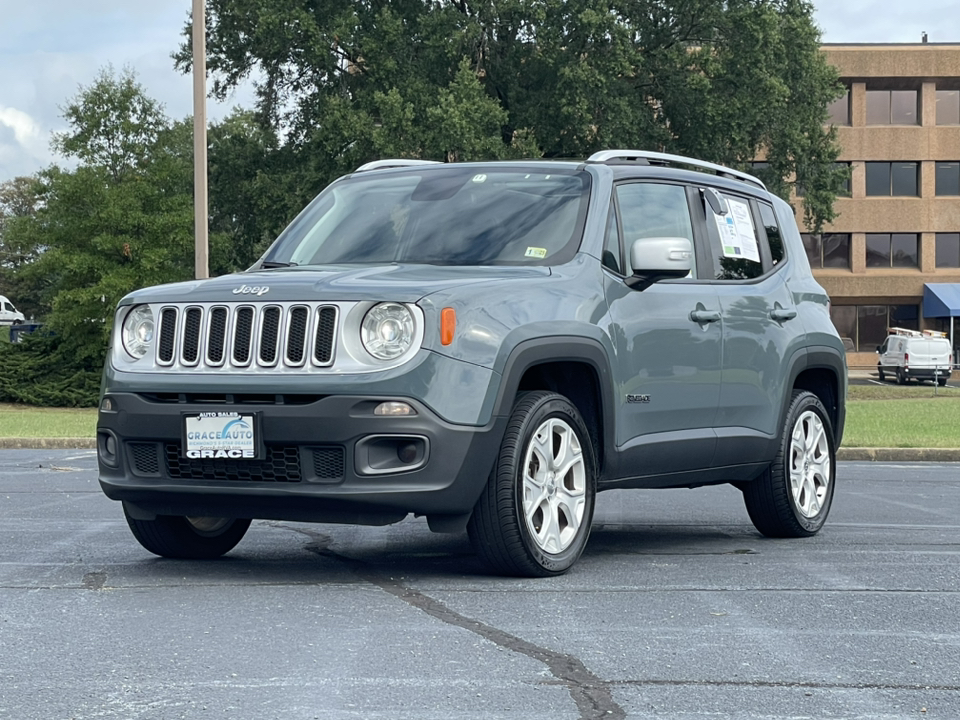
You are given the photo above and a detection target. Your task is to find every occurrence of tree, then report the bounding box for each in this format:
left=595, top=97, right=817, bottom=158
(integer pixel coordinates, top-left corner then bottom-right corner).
left=0, top=177, right=45, bottom=319
left=181, top=0, right=845, bottom=230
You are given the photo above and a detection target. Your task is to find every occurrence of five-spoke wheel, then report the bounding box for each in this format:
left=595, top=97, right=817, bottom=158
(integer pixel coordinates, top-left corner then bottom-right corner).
left=743, top=390, right=836, bottom=537
left=469, top=391, right=596, bottom=576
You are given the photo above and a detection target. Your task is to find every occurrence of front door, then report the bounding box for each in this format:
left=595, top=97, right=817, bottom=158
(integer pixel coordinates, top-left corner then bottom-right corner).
left=603, top=181, right=722, bottom=477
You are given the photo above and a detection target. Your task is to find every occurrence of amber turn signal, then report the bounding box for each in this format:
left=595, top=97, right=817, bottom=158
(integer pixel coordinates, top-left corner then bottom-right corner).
left=441, top=307, right=456, bottom=346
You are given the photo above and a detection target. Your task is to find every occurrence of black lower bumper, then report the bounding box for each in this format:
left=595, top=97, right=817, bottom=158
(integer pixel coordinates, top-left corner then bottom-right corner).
left=97, top=393, right=506, bottom=526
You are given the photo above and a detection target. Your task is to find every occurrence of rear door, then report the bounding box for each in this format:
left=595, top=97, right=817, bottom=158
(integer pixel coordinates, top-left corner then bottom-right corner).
left=704, top=194, right=805, bottom=466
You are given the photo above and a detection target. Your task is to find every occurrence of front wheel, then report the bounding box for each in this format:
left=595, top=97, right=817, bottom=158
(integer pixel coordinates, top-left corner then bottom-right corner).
left=742, top=390, right=836, bottom=538
left=468, top=391, right=596, bottom=577
left=877, top=366, right=885, bottom=382
left=124, top=504, right=251, bottom=559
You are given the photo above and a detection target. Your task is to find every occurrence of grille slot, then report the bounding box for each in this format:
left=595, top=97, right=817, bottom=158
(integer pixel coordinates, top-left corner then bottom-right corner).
left=158, top=308, right=178, bottom=364
left=233, top=307, right=255, bottom=364
left=165, top=444, right=302, bottom=482
left=259, top=307, right=282, bottom=365
left=314, top=306, right=337, bottom=365
left=181, top=307, right=203, bottom=364
left=207, top=307, right=228, bottom=364
left=149, top=302, right=340, bottom=372
left=286, top=307, right=309, bottom=364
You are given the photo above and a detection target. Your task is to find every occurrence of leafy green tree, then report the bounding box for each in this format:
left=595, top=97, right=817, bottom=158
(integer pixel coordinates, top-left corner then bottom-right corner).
left=182, top=0, right=845, bottom=230
left=0, top=176, right=45, bottom=319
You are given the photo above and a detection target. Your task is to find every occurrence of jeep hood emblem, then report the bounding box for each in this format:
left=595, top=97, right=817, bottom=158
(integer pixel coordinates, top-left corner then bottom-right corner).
left=232, top=285, right=269, bottom=296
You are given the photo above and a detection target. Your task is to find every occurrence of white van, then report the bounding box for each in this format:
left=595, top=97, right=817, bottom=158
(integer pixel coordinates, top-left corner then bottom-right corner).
left=0, top=296, right=24, bottom=326
left=877, top=328, right=953, bottom=386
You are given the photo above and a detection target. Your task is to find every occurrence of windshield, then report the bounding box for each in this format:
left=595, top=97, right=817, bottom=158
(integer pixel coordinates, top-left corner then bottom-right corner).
left=263, top=166, right=591, bottom=267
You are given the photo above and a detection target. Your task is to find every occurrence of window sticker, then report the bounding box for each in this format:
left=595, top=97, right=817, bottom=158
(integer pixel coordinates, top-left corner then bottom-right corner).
left=472, top=174, right=487, bottom=183
left=524, top=247, right=547, bottom=259
left=714, top=198, right=761, bottom=263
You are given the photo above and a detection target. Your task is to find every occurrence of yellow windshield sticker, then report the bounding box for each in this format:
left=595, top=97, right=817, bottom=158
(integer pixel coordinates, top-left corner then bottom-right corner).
left=525, top=247, right=547, bottom=259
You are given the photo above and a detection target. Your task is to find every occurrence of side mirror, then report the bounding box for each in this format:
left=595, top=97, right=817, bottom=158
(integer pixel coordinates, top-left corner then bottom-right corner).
left=625, top=237, right=693, bottom=291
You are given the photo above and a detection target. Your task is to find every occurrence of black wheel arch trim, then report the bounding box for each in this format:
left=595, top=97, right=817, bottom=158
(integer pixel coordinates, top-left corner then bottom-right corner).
left=781, top=345, right=847, bottom=447
left=491, top=336, right=618, bottom=474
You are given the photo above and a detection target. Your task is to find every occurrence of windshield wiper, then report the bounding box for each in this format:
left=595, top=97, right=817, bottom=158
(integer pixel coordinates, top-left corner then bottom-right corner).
left=259, top=260, right=298, bottom=269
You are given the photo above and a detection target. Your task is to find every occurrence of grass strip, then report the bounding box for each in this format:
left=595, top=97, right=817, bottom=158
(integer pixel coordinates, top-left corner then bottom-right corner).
left=0, top=403, right=97, bottom=438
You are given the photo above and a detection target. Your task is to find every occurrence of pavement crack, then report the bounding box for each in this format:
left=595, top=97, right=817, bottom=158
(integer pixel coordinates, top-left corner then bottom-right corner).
left=274, top=522, right=627, bottom=720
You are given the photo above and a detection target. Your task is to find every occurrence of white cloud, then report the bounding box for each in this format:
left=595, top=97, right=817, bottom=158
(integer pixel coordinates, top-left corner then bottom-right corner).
left=0, top=107, right=42, bottom=148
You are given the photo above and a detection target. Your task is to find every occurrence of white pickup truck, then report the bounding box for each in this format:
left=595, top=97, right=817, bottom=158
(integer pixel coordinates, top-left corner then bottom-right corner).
left=877, top=328, right=953, bottom=386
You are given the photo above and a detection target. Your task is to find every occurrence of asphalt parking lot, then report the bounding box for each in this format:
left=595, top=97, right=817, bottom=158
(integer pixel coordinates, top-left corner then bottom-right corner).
left=1, top=449, right=958, bottom=719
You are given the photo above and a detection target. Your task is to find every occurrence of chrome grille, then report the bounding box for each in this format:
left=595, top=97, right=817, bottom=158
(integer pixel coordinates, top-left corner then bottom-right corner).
left=154, top=302, right=338, bottom=372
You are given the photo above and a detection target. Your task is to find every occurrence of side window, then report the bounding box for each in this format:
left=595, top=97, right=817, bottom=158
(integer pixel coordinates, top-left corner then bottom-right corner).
left=601, top=202, right=622, bottom=274
left=615, top=183, right=696, bottom=276
left=704, top=191, right=765, bottom=280
left=2, top=303, right=10, bottom=312
left=758, top=202, right=785, bottom=265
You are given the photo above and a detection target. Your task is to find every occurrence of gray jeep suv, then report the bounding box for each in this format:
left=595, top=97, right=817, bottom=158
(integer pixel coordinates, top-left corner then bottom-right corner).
left=97, top=150, right=847, bottom=576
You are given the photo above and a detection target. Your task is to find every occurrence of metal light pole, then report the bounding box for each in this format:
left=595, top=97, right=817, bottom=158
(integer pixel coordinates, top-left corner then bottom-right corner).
left=193, top=0, right=209, bottom=279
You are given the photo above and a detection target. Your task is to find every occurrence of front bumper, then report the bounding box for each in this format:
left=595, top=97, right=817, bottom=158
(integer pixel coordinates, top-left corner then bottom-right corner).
left=97, top=392, right=506, bottom=525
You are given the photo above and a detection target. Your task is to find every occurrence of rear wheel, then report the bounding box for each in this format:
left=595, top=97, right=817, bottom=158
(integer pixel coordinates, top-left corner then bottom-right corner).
left=468, top=391, right=596, bottom=577
left=743, top=390, right=836, bottom=538
left=896, top=368, right=906, bottom=385
left=938, top=377, right=948, bottom=387
left=123, top=504, right=251, bottom=559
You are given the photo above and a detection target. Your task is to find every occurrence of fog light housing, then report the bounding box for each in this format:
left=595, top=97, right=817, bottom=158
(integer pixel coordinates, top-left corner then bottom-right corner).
left=97, top=431, right=119, bottom=468
left=100, top=396, right=116, bottom=412
left=356, top=435, right=428, bottom=475
left=374, top=401, right=417, bottom=417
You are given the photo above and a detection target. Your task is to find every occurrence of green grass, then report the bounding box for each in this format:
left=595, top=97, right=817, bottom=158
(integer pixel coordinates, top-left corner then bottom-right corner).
left=0, top=383, right=956, bottom=447
left=0, top=403, right=97, bottom=438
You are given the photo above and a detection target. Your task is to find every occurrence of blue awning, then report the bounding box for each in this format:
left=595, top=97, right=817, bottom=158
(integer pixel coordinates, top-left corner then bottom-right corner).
left=923, top=284, right=960, bottom=317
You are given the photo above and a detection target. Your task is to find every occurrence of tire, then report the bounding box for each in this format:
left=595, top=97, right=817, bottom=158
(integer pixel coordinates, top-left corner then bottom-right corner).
left=123, top=504, right=251, bottom=559
left=938, top=377, right=948, bottom=387
left=877, top=366, right=885, bottom=382
left=743, top=390, right=836, bottom=538
left=468, top=391, right=596, bottom=577
left=896, top=368, right=906, bottom=385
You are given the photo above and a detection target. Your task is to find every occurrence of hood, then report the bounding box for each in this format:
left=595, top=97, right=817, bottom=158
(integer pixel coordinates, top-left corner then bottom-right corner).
left=120, top=264, right=551, bottom=305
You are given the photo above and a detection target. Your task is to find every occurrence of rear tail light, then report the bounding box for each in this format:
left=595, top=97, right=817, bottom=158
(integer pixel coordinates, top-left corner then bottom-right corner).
left=904, top=352, right=909, bottom=369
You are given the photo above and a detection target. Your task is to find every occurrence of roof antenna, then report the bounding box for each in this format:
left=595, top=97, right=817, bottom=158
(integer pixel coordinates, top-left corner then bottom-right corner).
left=922, top=31, right=928, bottom=43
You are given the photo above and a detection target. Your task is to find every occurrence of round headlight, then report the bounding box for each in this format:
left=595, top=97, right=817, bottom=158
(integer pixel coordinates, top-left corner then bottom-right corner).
left=361, top=303, right=416, bottom=360
left=121, top=305, right=155, bottom=359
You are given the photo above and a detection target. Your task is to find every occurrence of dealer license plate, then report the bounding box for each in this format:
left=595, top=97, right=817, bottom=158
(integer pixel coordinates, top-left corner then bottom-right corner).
left=183, top=412, right=257, bottom=459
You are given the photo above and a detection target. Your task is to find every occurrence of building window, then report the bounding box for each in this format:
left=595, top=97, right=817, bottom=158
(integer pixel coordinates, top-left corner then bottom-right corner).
left=796, top=163, right=851, bottom=198
left=827, top=89, right=850, bottom=125
left=831, top=304, right=919, bottom=351
left=866, top=89, right=919, bottom=125
left=866, top=233, right=919, bottom=268
left=935, top=162, right=960, bottom=195
left=865, top=162, right=918, bottom=196
left=801, top=233, right=850, bottom=269
left=936, top=90, right=960, bottom=125
left=936, top=233, right=960, bottom=268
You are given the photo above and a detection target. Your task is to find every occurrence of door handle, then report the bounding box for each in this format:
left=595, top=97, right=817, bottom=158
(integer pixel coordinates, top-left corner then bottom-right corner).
left=690, top=309, right=721, bottom=324
left=770, top=306, right=798, bottom=322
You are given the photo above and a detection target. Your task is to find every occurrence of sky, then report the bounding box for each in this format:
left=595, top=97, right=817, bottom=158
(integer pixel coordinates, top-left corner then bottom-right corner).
left=1, top=0, right=959, bottom=183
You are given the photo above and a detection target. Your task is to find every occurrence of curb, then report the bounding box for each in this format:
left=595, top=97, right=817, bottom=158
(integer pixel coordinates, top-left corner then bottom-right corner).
left=0, top=438, right=957, bottom=462
left=837, top=447, right=960, bottom=462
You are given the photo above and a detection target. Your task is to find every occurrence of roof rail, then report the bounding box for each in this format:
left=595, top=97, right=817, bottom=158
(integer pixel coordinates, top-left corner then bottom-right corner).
left=586, top=150, right=766, bottom=190
left=354, top=159, right=442, bottom=173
